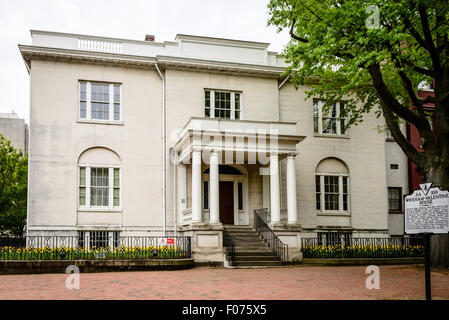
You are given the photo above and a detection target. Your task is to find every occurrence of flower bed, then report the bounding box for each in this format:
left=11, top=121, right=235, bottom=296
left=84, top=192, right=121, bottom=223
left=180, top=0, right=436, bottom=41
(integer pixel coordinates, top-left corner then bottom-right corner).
left=0, top=246, right=186, bottom=260
left=302, top=244, right=424, bottom=258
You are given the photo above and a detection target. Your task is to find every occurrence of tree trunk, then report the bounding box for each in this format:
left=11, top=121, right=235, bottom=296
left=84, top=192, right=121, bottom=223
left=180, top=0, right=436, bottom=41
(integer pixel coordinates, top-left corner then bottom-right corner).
left=424, top=163, right=449, bottom=268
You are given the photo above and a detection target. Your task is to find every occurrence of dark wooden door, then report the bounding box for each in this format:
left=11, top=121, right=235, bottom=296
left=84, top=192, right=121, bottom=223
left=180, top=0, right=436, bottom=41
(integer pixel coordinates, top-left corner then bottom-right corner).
left=219, top=181, right=234, bottom=224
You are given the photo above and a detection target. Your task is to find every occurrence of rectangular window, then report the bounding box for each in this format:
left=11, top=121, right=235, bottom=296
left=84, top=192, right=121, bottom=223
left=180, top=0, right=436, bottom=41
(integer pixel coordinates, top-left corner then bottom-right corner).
left=79, top=81, right=121, bottom=122
left=238, top=182, right=243, bottom=210
left=79, top=166, right=121, bottom=209
left=78, top=231, right=120, bottom=249
left=317, top=175, right=349, bottom=212
left=203, top=181, right=209, bottom=210
left=313, top=100, right=346, bottom=135
left=113, top=168, right=120, bottom=206
left=319, top=232, right=352, bottom=246
left=343, top=176, right=348, bottom=211
left=90, top=168, right=109, bottom=206
left=79, top=167, right=86, bottom=206
left=324, top=176, right=339, bottom=210
left=388, top=187, right=402, bottom=212
left=204, top=90, right=242, bottom=120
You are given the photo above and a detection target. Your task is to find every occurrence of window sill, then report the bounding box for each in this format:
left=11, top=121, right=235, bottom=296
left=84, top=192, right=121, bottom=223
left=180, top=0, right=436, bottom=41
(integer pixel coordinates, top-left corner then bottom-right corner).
left=314, top=134, right=350, bottom=139
left=78, top=208, right=122, bottom=213
left=389, top=211, right=403, bottom=214
left=77, top=119, right=124, bottom=126
left=316, top=211, right=351, bottom=217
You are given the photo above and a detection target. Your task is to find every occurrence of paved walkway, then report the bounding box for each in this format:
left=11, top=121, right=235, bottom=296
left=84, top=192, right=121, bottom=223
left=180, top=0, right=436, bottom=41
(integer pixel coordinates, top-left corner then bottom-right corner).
left=0, top=265, right=448, bottom=300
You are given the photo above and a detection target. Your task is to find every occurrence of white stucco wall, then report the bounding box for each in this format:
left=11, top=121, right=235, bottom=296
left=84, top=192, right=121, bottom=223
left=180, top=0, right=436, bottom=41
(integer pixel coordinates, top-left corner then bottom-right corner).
left=279, top=83, right=389, bottom=233
left=28, top=60, right=163, bottom=234
left=164, top=69, right=280, bottom=229
left=385, top=124, right=409, bottom=235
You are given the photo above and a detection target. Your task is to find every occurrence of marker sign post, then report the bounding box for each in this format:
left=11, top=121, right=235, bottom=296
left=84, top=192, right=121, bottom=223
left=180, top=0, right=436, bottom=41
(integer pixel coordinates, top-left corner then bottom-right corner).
left=404, top=182, right=449, bottom=300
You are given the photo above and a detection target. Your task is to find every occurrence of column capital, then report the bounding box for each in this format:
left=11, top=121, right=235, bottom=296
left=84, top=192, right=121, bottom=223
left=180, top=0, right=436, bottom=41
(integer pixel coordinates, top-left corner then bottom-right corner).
left=192, top=147, right=202, bottom=154
left=209, top=148, right=222, bottom=155
left=286, top=153, right=297, bottom=159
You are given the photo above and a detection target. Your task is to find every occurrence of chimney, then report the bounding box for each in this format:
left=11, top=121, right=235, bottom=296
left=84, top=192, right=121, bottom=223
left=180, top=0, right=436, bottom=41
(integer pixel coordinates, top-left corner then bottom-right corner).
left=145, top=34, right=155, bottom=42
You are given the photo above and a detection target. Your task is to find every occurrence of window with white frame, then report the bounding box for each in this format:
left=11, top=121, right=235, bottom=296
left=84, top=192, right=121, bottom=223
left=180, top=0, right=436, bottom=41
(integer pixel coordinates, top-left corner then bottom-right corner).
left=78, top=231, right=120, bottom=249
left=205, top=90, right=241, bottom=119
left=79, top=166, right=121, bottom=209
left=313, top=100, right=346, bottom=135
left=79, top=81, right=121, bottom=122
left=315, top=158, right=349, bottom=213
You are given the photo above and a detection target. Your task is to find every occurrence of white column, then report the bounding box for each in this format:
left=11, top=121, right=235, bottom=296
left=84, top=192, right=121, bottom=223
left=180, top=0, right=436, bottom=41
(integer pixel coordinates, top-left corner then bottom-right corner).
left=209, top=150, right=220, bottom=224
left=191, top=149, right=202, bottom=224
left=270, top=153, right=281, bottom=225
left=177, top=164, right=187, bottom=224
left=286, top=155, right=298, bottom=225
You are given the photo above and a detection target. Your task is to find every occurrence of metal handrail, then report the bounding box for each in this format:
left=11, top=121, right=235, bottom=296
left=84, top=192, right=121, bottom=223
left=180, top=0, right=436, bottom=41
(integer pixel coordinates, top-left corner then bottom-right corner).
left=223, top=228, right=235, bottom=266
left=253, top=208, right=288, bottom=263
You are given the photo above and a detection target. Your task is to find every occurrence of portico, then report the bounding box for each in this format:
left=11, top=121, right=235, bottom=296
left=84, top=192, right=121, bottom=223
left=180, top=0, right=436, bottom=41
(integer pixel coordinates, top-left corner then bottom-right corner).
left=173, top=117, right=305, bottom=228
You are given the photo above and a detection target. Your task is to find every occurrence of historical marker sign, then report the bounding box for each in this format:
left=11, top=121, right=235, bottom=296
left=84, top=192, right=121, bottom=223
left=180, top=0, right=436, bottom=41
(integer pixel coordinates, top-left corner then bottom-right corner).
left=404, top=183, right=449, bottom=234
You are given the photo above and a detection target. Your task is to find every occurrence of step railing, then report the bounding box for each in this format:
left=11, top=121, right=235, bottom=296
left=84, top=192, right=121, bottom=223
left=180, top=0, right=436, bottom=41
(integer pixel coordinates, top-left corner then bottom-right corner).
left=253, top=209, right=288, bottom=263
left=222, top=228, right=235, bottom=266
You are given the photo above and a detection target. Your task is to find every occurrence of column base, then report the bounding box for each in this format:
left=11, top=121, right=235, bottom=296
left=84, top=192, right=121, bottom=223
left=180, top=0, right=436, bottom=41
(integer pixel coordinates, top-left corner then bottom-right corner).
left=269, top=222, right=284, bottom=228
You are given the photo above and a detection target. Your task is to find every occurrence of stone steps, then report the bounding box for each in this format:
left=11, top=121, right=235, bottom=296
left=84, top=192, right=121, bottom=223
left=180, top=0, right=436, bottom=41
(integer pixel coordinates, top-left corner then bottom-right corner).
left=223, top=225, right=282, bottom=268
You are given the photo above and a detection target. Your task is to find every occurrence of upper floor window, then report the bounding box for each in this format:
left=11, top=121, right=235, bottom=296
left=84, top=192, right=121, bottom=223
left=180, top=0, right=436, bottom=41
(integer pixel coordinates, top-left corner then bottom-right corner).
left=79, top=81, right=121, bottom=122
left=313, top=100, right=345, bottom=135
left=205, top=90, right=241, bottom=120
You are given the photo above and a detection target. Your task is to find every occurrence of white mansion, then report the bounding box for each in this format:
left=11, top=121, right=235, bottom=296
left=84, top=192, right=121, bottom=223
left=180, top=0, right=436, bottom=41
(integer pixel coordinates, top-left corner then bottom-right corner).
left=19, top=30, right=408, bottom=263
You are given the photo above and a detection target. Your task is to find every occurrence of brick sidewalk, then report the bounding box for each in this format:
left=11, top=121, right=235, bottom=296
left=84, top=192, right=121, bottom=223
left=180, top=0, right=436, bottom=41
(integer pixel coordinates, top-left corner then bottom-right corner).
left=0, top=265, right=448, bottom=300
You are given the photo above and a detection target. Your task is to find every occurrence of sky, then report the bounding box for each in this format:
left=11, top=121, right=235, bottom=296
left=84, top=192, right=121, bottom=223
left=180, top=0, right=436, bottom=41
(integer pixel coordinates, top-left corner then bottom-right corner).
left=0, top=0, right=291, bottom=123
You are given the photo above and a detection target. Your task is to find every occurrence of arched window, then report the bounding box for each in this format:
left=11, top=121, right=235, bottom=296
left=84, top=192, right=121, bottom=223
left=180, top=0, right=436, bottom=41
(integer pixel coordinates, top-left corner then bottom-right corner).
left=78, top=147, right=121, bottom=209
left=315, top=158, right=349, bottom=212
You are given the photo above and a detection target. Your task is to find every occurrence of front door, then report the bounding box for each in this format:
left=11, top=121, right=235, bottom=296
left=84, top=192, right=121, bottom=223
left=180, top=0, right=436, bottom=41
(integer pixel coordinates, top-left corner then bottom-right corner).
left=219, top=181, right=234, bottom=224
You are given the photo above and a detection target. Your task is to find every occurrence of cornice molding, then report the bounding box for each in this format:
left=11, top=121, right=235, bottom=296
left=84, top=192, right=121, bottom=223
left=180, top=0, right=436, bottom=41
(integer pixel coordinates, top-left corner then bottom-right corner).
left=18, top=45, right=157, bottom=71
left=18, top=45, right=286, bottom=78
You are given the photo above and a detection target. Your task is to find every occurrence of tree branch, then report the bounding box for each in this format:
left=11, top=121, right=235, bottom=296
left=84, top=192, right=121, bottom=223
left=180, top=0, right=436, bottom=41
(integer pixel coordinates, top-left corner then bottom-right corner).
left=418, top=4, right=442, bottom=73
left=368, top=63, right=435, bottom=152
left=289, top=18, right=309, bottom=43
left=382, top=101, right=425, bottom=168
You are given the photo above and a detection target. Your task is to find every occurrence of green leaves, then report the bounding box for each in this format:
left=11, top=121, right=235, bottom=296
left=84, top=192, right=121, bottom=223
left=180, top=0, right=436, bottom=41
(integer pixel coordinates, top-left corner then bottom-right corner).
left=0, top=134, right=27, bottom=237
left=267, top=0, right=444, bottom=129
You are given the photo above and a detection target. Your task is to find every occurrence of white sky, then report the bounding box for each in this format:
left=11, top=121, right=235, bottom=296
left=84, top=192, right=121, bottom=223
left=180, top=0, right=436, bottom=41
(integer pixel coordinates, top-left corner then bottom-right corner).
left=0, top=0, right=291, bottom=123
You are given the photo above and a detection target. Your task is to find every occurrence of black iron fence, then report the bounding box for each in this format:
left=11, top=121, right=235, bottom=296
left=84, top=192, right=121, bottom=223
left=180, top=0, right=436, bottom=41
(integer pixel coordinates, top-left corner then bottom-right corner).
left=302, top=236, right=424, bottom=258
left=0, top=235, right=191, bottom=260
left=254, top=209, right=288, bottom=263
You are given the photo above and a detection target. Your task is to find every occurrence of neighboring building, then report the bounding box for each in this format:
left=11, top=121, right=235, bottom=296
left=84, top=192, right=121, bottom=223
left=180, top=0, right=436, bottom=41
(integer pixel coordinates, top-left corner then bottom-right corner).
left=0, top=112, right=28, bottom=155
left=385, top=126, right=409, bottom=236
left=20, top=30, right=395, bottom=263
left=384, top=81, right=436, bottom=237
left=407, top=82, right=435, bottom=192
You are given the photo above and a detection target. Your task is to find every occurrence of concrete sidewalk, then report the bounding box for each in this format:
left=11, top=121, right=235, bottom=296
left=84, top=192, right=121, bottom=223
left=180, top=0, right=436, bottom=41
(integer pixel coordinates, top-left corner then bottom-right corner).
left=0, top=265, right=448, bottom=300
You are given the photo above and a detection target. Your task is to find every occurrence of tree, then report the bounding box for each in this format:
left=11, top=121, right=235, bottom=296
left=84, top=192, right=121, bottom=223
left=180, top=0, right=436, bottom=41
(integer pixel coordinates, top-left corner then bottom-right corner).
left=268, top=0, right=449, bottom=267
left=0, top=134, right=27, bottom=237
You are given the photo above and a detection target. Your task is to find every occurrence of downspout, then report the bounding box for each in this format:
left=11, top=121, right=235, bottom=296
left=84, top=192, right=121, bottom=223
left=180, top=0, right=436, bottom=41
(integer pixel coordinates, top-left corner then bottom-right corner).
left=171, top=148, right=177, bottom=237
left=278, top=75, right=289, bottom=121
left=155, top=62, right=166, bottom=236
